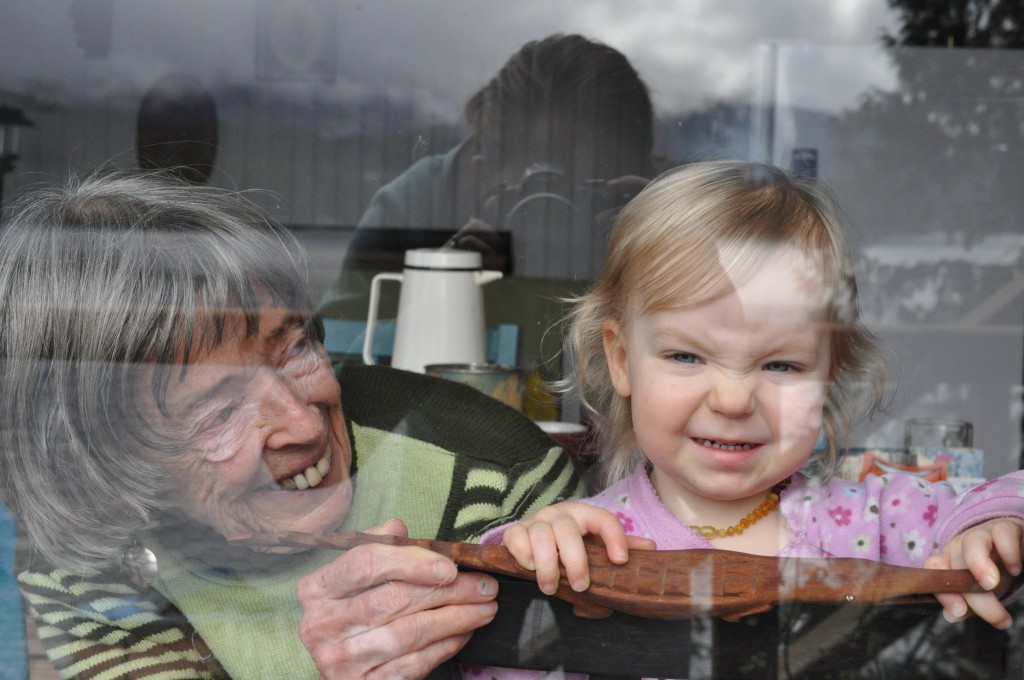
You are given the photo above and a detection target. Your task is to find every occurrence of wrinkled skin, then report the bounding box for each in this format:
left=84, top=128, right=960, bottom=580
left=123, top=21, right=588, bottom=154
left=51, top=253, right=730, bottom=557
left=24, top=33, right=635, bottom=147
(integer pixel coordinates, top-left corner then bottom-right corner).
left=147, top=307, right=499, bottom=678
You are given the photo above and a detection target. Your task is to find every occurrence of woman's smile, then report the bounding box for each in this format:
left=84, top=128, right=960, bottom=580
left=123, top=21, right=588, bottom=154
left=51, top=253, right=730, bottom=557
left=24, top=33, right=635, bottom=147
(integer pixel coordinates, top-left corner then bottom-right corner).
left=148, top=306, right=355, bottom=541
left=276, top=446, right=333, bottom=491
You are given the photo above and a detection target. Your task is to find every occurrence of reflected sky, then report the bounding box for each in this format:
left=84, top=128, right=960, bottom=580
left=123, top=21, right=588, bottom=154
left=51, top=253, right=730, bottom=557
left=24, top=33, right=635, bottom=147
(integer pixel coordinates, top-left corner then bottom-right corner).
left=1, top=0, right=899, bottom=116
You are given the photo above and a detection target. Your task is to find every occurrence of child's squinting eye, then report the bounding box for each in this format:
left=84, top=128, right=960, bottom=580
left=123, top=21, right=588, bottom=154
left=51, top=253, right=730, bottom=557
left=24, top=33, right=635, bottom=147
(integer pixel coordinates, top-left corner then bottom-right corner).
left=764, top=361, right=796, bottom=373
left=670, top=352, right=700, bottom=364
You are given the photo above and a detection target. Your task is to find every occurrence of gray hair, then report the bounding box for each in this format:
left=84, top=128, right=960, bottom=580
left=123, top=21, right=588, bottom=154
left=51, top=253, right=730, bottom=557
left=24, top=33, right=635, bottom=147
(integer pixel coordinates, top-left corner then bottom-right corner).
left=0, top=171, right=319, bottom=573
left=561, top=161, right=890, bottom=486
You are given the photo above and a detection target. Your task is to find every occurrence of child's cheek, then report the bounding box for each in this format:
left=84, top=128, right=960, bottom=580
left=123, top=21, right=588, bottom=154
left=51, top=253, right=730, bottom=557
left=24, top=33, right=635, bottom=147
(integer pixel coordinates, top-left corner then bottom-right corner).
left=776, top=383, right=826, bottom=446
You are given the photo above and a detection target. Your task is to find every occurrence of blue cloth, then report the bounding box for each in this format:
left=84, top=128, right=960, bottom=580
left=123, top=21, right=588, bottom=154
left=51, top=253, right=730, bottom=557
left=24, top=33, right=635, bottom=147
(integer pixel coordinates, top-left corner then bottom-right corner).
left=0, top=503, right=27, bottom=680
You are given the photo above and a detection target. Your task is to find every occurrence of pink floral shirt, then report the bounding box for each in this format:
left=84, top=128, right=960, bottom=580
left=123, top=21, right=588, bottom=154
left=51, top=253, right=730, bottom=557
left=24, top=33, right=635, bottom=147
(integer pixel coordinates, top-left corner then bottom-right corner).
left=466, top=467, right=1024, bottom=680
left=581, top=467, right=1024, bottom=563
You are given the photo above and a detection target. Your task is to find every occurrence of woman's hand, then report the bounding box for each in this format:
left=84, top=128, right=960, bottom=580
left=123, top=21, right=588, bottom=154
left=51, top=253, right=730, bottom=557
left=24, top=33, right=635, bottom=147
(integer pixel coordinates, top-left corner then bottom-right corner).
left=501, top=501, right=655, bottom=596
left=924, top=517, right=1024, bottom=629
left=297, top=519, right=498, bottom=679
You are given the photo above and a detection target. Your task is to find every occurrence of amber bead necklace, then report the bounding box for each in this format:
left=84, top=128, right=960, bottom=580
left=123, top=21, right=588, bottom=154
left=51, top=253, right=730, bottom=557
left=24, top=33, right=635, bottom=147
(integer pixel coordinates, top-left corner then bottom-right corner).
left=689, top=478, right=791, bottom=540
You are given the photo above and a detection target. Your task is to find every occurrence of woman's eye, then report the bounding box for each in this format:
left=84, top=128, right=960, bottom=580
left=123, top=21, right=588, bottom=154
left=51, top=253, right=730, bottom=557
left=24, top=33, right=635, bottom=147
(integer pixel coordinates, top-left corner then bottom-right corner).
left=211, top=407, right=234, bottom=426
left=764, top=361, right=796, bottom=373
left=289, top=337, right=310, bottom=357
left=670, top=352, right=700, bottom=364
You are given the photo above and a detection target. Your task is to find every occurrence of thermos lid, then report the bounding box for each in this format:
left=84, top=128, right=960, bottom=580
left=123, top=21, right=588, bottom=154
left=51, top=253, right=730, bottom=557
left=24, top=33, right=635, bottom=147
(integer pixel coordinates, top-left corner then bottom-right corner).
left=404, top=248, right=481, bottom=270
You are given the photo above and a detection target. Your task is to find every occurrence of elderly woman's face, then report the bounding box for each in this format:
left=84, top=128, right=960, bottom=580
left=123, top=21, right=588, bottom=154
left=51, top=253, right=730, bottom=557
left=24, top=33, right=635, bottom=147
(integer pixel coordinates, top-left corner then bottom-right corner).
left=146, top=306, right=352, bottom=545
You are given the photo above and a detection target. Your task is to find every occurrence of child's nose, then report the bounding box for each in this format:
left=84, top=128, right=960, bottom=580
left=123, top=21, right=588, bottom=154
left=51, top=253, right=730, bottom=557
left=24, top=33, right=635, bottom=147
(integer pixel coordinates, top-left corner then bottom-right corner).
left=707, top=371, right=755, bottom=417
left=259, top=371, right=323, bottom=449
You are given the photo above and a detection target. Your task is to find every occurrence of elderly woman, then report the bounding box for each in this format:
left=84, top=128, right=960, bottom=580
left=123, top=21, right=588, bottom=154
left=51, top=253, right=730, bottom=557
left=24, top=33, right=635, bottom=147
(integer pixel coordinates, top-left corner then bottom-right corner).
left=0, top=173, right=583, bottom=679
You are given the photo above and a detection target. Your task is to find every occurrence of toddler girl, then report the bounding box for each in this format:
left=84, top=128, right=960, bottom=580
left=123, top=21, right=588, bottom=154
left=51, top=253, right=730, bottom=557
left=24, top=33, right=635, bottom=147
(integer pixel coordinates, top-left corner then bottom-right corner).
left=486, top=161, right=1024, bottom=646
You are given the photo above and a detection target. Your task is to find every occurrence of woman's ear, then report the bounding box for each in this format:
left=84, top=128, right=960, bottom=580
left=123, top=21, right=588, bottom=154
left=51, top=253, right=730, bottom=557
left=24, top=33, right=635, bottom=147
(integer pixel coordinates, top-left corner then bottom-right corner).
left=603, top=320, right=632, bottom=398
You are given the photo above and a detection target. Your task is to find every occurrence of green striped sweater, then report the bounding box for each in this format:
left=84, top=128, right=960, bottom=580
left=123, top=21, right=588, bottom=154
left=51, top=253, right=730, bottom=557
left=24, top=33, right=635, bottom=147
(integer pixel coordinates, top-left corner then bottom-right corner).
left=18, top=365, right=584, bottom=679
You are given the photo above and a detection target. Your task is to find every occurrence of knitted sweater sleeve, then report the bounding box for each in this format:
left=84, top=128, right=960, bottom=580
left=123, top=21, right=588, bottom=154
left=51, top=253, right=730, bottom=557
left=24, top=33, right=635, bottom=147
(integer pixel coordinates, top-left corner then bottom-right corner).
left=16, top=566, right=228, bottom=679
left=17, top=366, right=583, bottom=680
left=339, top=364, right=586, bottom=541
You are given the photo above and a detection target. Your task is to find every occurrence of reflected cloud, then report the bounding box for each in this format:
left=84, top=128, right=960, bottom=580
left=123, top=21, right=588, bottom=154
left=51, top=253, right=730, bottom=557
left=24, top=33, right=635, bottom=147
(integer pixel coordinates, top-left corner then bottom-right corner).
left=1, top=1, right=899, bottom=116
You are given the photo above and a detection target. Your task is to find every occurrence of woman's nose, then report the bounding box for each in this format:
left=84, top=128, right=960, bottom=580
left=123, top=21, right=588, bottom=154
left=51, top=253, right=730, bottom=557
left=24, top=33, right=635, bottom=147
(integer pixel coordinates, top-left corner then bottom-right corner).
left=706, top=371, right=755, bottom=417
left=260, top=371, right=323, bottom=448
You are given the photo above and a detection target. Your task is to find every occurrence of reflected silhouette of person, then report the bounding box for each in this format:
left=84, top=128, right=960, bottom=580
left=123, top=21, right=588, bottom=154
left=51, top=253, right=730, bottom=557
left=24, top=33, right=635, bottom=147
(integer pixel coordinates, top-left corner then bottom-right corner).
left=136, top=73, right=219, bottom=185
left=320, top=34, right=656, bottom=370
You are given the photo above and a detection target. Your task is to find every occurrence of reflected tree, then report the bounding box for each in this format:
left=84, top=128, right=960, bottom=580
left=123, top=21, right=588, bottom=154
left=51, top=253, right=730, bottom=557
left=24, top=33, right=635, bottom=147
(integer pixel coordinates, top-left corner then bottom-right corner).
left=824, top=0, right=1024, bottom=325
left=828, top=0, right=1024, bottom=245
left=882, top=0, right=1024, bottom=48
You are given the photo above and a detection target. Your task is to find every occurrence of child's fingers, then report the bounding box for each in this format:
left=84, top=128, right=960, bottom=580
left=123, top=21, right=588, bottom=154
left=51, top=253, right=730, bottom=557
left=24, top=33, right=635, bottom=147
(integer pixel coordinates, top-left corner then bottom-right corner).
left=525, top=521, right=563, bottom=596
left=929, top=522, right=1019, bottom=629
left=573, top=507, right=631, bottom=564
left=961, top=592, right=1013, bottom=629
left=926, top=554, right=969, bottom=622
left=959, top=529, right=1002, bottom=591
left=927, top=551, right=1011, bottom=628
left=501, top=523, right=537, bottom=571
left=934, top=591, right=969, bottom=623
left=989, top=520, right=1024, bottom=577
left=551, top=517, right=593, bottom=592
left=934, top=590, right=1012, bottom=629
left=625, top=535, right=657, bottom=552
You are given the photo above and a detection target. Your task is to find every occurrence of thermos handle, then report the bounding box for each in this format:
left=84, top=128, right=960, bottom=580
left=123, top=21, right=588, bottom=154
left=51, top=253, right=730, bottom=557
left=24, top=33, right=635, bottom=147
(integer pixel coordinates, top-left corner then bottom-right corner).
left=364, top=272, right=403, bottom=365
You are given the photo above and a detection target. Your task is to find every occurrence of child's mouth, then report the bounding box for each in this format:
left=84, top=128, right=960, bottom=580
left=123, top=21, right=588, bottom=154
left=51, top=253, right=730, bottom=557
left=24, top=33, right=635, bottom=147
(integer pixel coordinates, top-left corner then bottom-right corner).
left=697, top=439, right=756, bottom=451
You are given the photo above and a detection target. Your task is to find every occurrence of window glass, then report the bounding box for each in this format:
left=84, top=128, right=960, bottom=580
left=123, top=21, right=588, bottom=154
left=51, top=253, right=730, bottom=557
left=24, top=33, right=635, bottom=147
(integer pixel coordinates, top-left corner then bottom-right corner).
left=1, top=2, right=1022, bottom=678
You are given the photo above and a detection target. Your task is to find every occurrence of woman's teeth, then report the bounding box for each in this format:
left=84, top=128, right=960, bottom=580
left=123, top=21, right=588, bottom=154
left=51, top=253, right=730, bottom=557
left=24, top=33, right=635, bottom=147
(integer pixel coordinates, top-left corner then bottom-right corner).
left=278, top=449, right=331, bottom=491
left=699, top=439, right=755, bottom=451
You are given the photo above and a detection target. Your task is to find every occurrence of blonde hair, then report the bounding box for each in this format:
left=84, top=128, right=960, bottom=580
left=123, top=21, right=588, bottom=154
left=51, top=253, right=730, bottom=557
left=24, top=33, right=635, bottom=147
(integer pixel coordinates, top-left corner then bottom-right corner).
left=562, top=161, right=889, bottom=485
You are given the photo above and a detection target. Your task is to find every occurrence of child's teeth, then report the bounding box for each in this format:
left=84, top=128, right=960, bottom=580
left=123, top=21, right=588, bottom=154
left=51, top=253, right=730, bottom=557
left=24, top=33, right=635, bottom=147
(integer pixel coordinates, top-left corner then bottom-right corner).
left=701, top=439, right=754, bottom=451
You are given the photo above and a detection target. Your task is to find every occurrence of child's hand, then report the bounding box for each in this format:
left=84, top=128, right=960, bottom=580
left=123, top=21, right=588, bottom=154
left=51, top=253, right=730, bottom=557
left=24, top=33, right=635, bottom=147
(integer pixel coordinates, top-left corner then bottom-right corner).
left=501, top=501, right=656, bottom=596
left=924, top=518, right=1024, bottom=629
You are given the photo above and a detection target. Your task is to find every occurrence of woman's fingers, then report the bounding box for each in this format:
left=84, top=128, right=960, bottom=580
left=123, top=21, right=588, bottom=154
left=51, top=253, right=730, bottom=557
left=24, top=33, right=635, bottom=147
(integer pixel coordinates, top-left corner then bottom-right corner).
left=362, top=631, right=474, bottom=680
left=341, top=569, right=498, bottom=632
left=298, top=519, right=500, bottom=679
left=302, top=541, right=458, bottom=603
left=317, top=602, right=495, bottom=679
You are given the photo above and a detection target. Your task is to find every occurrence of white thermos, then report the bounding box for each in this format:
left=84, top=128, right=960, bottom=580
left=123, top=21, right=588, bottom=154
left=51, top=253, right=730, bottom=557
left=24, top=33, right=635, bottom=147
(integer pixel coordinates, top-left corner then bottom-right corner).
left=363, top=248, right=503, bottom=372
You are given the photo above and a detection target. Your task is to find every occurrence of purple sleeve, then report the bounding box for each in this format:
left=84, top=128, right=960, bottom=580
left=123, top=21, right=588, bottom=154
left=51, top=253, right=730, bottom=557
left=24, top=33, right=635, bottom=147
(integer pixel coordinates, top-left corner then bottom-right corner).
left=801, top=472, right=1024, bottom=567
left=477, top=522, right=510, bottom=546
left=461, top=664, right=587, bottom=679
left=936, top=471, right=1024, bottom=546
